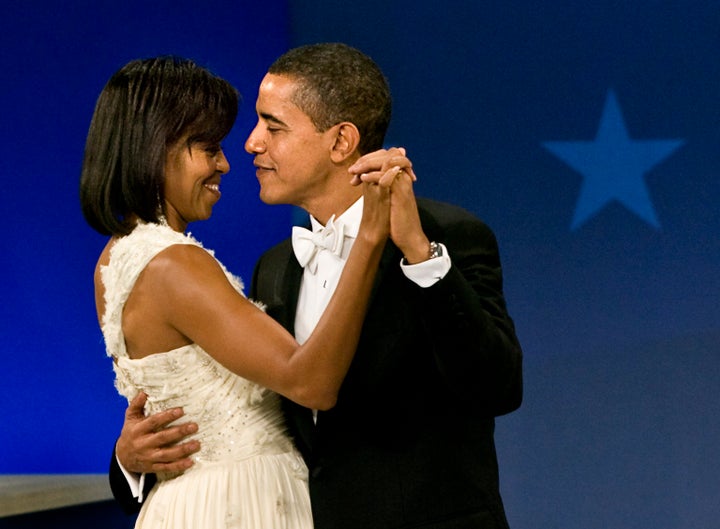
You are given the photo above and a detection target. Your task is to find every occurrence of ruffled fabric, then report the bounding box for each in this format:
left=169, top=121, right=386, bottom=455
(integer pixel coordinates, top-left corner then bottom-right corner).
left=100, top=222, right=312, bottom=529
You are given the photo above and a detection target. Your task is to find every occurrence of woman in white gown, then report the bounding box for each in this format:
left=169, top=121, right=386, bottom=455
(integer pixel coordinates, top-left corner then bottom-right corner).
left=79, top=57, right=394, bottom=528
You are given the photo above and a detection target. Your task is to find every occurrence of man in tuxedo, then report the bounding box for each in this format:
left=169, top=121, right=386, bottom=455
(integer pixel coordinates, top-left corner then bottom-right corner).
left=109, top=42, right=523, bottom=528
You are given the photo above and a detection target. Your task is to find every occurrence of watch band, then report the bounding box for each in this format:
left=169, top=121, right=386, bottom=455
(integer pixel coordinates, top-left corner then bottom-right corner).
left=428, top=241, right=442, bottom=259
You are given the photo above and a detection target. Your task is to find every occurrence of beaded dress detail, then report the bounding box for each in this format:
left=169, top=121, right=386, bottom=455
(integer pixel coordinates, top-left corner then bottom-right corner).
left=101, top=222, right=312, bottom=528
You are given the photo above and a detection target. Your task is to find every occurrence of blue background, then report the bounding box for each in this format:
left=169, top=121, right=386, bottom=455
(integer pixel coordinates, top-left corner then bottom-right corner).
left=1, top=1, right=718, bottom=528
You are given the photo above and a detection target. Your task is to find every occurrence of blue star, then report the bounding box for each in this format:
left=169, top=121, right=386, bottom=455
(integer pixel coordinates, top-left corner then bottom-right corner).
left=543, top=90, right=685, bottom=230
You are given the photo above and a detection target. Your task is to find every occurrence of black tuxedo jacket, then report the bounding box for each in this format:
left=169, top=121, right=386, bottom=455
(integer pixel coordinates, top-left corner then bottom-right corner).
left=250, top=198, right=522, bottom=529
left=108, top=198, right=522, bottom=528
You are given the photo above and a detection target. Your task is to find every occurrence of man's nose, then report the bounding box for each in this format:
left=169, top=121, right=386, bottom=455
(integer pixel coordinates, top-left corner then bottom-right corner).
left=245, top=126, right=264, bottom=154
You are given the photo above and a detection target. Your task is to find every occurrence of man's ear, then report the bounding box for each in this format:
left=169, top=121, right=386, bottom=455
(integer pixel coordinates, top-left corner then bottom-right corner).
left=330, top=122, right=360, bottom=163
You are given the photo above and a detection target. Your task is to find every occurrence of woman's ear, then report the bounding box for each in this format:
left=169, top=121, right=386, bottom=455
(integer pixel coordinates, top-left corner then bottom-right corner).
left=330, top=122, right=360, bottom=163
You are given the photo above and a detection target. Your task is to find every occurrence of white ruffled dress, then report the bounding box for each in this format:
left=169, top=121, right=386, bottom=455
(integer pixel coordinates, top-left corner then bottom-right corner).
left=101, top=222, right=313, bottom=528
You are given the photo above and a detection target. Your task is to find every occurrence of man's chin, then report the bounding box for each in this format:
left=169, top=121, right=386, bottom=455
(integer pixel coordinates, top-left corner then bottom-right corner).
left=258, top=190, right=284, bottom=206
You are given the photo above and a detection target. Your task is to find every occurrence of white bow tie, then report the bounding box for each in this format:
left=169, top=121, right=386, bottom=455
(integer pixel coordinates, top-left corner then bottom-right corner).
left=291, top=215, right=346, bottom=274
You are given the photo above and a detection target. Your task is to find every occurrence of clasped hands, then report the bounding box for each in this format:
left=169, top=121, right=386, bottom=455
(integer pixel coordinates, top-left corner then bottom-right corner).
left=349, top=147, right=431, bottom=264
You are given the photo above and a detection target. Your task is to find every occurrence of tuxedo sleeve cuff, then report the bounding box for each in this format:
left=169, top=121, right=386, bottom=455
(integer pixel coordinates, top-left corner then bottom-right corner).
left=116, top=452, right=146, bottom=503
left=400, top=243, right=451, bottom=288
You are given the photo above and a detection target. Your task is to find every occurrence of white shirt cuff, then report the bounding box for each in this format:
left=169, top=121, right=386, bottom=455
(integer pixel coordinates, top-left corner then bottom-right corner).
left=116, top=452, right=146, bottom=503
left=400, top=243, right=451, bottom=287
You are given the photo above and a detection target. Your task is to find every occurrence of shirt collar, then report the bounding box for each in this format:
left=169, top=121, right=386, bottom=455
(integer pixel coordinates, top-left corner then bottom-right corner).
left=308, top=196, right=363, bottom=238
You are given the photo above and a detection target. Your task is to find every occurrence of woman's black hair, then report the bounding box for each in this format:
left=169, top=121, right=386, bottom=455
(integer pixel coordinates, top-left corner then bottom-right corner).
left=80, top=56, right=239, bottom=235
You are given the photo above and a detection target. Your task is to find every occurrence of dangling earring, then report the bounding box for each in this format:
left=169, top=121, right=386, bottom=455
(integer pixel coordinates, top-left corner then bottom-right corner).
left=156, top=185, right=168, bottom=226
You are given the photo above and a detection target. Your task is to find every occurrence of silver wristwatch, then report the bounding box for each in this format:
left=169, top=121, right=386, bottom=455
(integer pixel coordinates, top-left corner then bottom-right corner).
left=428, top=241, right=443, bottom=259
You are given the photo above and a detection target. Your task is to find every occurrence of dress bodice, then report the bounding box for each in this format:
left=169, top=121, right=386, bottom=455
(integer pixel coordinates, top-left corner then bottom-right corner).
left=100, top=222, right=295, bottom=479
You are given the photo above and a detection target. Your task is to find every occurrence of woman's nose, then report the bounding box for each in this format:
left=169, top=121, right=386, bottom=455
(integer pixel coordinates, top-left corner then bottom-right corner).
left=216, top=149, right=230, bottom=173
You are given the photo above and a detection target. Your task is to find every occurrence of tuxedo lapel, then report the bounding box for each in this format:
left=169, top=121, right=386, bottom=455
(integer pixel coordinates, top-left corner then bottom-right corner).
left=257, top=239, right=302, bottom=332
left=262, top=241, right=318, bottom=457
left=261, top=236, right=400, bottom=461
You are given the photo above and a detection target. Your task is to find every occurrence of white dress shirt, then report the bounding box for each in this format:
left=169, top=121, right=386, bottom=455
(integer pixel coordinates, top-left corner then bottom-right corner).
left=294, top=196, right=451, bottom=344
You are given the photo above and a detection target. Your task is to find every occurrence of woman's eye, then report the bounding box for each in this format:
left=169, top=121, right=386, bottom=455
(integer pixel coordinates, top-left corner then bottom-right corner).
left=204, top=144, right=221, bottom=156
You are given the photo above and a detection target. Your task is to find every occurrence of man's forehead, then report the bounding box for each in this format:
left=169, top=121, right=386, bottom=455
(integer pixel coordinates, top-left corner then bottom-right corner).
left=259, top=73, right=298, bottom=95
left=255, top=76, right=309, bottom=122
